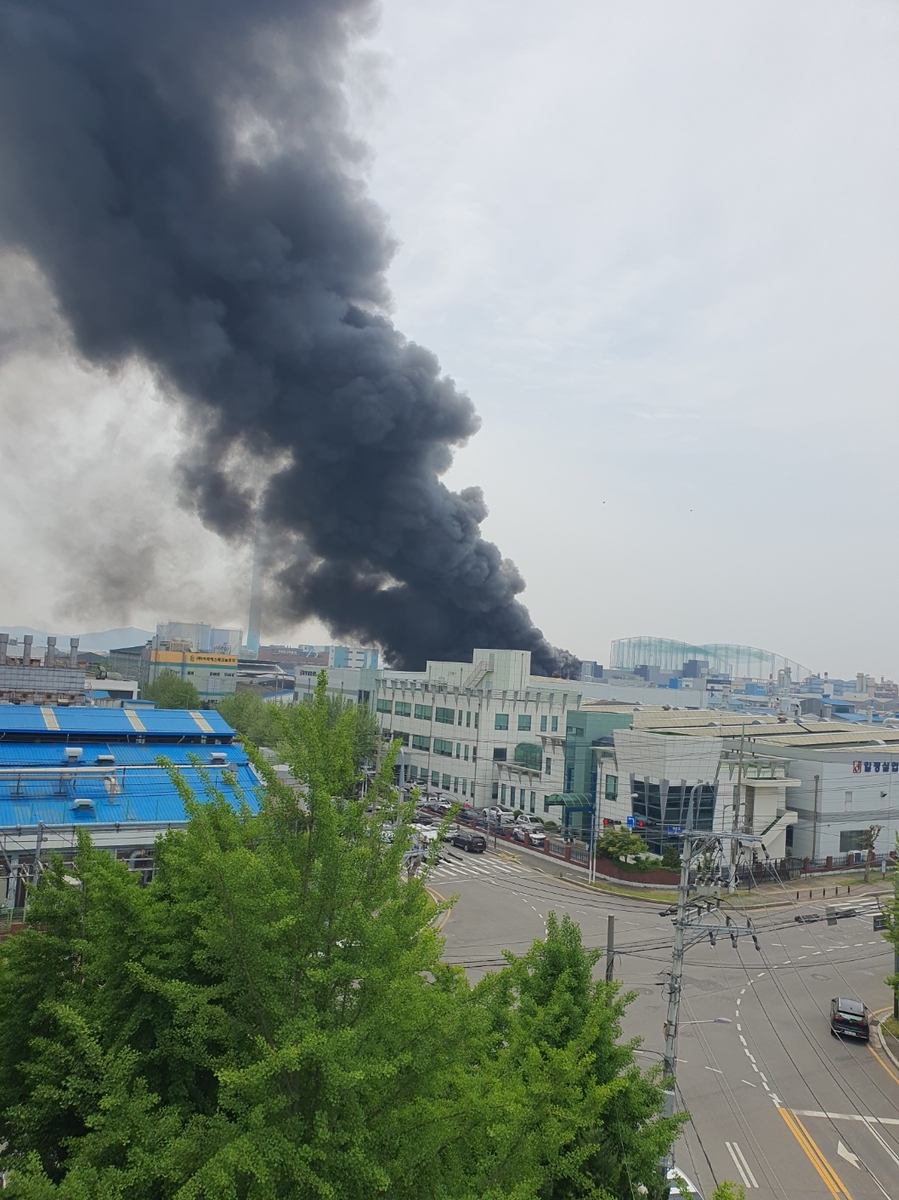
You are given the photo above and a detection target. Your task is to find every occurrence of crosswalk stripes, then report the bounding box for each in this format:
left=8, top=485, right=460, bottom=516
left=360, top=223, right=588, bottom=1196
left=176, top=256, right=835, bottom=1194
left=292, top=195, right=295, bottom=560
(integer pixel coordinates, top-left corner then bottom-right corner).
left=429, top=855, right=526, bottom=881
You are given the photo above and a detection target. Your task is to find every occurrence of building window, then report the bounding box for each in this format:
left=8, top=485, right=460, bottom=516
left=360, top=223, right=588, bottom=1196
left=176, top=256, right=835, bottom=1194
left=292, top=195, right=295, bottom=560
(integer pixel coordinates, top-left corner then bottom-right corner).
left=414, top=704, right=432, bottom=721
left=530, top=791, right=536, bottom=813
left=431, top=771, right=440, bottom=787
left=458, top=710, right=463, bottom=725
left=394, top=732, right=409, bottom=746
left=605, top=775, right=618, bottom=801
left=462, top=779, right=467, bottom=796
left=492, top=782, right=499, bottom=799
left=466, top=711, right=471, bottom=727
left=501, top=784, right=507, bottom=802
left=493, top=748, right=508, bottom=762
left=381, top=729, right=392, bottom=742
left=464, top=745, right=469, bottom=761
left=839, top=829, right=867, bottom=852
left=453, top=777, right=459, bottom=792
left=376, top=699, right=392, bottom=713
left=495, top=713, right=509, bottom=730
left=543, top=797, right=550, bottom=813
left=540, top=715, right=547, bottom=732
left=407, top=765, right=417, bottom=780
left=433, top=738, right=453, bottom=756
left=510, top=786, right=516, bottom=804
left=186, top=670, right=194, bottom=676
left=844, top=791, right=853, bottom=806
left=545, top=758, right=552, bottom=774
left=472, top=746, right=477, bottom=760
left=435, top=706, right=455, bottom=724
left=518, top=714, right=532, bottom=731
left=394, top=701, right=411, bottom=717
left=456, top=743, right=461, bottom=757
left=519, top=792, right=525, bottom=810
left=442, top=773, right=451, bottom=789
left=412, top=734, right=430, bottom=751
left=551, top=716, right=558, bottom=732
left=470, top=785, right=475, bottom=802
left=474, top=712, right=479, bottom=728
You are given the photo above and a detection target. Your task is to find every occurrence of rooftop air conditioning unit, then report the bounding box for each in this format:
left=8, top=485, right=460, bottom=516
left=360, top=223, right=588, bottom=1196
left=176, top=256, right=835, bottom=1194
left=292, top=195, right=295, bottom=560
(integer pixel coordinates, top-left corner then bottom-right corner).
left=210, top=751, right=227, bottom=764
left=71, top=797, right=94, bottom=810
left=96, top=754, right=115, bottom=765
left=64, top=747, right=83, bottom=760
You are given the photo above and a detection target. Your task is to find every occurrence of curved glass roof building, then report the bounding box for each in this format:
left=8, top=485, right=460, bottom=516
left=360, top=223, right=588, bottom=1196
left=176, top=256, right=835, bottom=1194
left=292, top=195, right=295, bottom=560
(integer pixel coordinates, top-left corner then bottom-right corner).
left=610, top=636, right=811, bottom=681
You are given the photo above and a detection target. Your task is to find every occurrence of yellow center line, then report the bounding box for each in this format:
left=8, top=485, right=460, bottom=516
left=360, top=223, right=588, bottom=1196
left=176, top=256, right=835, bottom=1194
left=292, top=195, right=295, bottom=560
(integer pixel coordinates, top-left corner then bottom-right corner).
left=868, top=1041, right=899, bottom=1089
left=778, top=1107, right=854, bottom=1200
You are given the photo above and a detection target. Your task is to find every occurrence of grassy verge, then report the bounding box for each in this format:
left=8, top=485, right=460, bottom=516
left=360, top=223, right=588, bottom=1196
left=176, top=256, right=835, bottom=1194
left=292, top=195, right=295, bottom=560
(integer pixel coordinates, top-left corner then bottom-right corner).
left=881, top=1016, right=899, bottom=1038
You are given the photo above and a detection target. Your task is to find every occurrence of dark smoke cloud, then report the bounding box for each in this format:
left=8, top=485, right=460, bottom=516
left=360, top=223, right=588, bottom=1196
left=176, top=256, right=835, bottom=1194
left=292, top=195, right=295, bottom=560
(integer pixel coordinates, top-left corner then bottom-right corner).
left=0, top=0, right=570, bottom=673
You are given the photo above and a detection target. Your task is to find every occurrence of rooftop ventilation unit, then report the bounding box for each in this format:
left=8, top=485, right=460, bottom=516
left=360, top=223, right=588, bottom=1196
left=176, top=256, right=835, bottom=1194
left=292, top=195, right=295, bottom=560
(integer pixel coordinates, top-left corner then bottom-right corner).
left=96, top=754, right=115, bottom=765
left=64, top=747, right=83, bottom=760
left=71, top=797, right=94, bottom=810
left=210, top=751, right=227, bottom=764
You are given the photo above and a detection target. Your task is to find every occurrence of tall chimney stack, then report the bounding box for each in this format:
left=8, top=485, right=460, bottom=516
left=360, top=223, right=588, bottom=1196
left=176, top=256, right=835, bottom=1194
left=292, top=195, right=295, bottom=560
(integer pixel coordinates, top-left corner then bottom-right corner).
left=245, top=536, right=263, bottom=659
left=69, top=636, right=80, bottom=667
left=21, top=634, right=33, bottom=666
left=45, top=635, right=57, bottom=668
left=0, top=633, right=8, bottom=664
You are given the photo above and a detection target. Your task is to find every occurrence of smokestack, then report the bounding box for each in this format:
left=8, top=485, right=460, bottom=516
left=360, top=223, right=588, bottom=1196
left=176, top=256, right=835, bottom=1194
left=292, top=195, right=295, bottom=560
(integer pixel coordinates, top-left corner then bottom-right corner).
left=245, top=538, right=263, bottom=659
left=21, top=634, right=33, bottom=666
left=69, top=637, right=80, bottom=668
left=45, top=636, right=57, bottom=668
left=0, top=634, right=7, bottom=665
left=0, top=2, right=572, bottom=675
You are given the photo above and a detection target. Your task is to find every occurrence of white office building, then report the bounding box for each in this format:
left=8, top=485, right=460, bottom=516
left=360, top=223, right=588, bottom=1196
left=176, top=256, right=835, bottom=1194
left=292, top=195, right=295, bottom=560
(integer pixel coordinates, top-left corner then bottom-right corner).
left=375, top=649, right=582, bottom=814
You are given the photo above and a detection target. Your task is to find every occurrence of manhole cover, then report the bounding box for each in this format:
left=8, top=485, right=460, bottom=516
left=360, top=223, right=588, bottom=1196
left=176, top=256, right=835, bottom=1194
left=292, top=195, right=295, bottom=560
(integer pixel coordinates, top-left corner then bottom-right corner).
left=810, top=973, right=830, bottom=982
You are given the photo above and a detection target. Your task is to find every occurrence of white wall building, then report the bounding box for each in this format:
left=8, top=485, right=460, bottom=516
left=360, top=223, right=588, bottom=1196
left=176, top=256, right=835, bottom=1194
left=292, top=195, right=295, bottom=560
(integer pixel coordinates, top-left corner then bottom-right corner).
left=375, top=648, right=581, bottom=814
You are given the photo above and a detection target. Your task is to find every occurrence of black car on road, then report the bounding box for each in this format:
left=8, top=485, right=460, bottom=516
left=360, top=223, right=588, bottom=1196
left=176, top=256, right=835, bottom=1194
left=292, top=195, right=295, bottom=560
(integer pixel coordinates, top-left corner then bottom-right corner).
left=451, top=828, right=487, bottom=853
left=829, top=997, right=870, bottom=1040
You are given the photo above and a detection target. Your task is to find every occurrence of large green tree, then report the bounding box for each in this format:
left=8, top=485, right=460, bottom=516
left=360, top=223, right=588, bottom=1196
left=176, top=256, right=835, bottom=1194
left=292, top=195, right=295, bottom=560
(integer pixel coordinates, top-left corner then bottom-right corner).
left=215, top=690, right=282, bottom=748
left=0, top=674, right=681, bottom=1198
left=142, top=669, right=201, bottom=710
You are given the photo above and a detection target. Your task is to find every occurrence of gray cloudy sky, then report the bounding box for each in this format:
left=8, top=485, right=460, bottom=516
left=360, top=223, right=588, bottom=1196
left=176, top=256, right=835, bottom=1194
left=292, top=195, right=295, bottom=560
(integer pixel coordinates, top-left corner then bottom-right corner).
left=2, top=0, right=898, bottom=677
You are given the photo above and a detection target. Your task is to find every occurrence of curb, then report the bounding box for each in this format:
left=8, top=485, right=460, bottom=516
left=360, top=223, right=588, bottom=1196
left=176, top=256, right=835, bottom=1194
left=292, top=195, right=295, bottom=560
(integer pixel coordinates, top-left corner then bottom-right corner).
left=875, top=1012, right=899, bottom=1073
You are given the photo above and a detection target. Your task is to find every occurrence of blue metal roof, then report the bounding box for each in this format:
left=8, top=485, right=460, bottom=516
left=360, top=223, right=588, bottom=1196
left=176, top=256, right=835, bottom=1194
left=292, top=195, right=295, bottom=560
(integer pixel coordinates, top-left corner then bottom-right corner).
left=0, top=705, right=236, bottom=740
left=0, top=706, right=261, bottom=829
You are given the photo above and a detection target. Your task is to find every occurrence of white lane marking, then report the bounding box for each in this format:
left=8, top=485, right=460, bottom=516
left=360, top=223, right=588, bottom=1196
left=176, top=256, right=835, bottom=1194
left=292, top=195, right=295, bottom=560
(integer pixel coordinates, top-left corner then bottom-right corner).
left=798, top=955, right=807, bottom=960
left=741, top=1079, right=757, bottom=1088
left=736, top=1024, right=742, bottom=1032
left=863, top=1118, right=899, bottom=1170
left=704, top=1066, right=724, bottom=1074
left=725, top=1141, right=759, bottom=1189
left=739, top=1035, right=747, bottom=1045
left=756, top=972, right=766, bottom=978
left=792, top=1110, right=899, bottom=1126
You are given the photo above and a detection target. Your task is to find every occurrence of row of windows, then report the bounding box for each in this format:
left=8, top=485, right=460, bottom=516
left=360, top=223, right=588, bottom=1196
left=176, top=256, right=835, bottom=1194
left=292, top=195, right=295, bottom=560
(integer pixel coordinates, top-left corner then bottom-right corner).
left=490, top=783, right=539, bottom=814
left=492, top=747, right=552, bottom=773
left=406, top=764, right=475, bottom=800
left=391, top=732, right=477, bottom=760
left=377, top=700, right=480, bottom=728
left=494, top=713, right=560, bottom=732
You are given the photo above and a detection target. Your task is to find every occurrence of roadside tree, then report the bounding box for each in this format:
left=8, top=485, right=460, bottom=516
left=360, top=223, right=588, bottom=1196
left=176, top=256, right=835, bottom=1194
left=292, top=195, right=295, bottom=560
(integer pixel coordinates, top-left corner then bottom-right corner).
left=141, top=668, right=201, bottom=709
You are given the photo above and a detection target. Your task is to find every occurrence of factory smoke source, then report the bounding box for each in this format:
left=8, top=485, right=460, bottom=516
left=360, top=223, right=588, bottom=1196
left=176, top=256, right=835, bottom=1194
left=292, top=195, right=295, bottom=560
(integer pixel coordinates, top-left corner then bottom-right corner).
left=0, top=0, right=576, bottom=675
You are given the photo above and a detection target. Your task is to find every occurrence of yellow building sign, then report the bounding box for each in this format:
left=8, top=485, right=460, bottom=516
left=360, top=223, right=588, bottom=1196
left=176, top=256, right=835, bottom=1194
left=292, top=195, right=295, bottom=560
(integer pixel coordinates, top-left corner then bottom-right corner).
left=150, top=650, right=238, bottom=667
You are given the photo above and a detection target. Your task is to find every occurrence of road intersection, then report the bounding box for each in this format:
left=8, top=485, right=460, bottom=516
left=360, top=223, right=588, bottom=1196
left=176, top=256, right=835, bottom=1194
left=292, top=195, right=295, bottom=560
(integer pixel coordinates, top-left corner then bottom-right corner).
left=435, top=849, right=899, bottom=1199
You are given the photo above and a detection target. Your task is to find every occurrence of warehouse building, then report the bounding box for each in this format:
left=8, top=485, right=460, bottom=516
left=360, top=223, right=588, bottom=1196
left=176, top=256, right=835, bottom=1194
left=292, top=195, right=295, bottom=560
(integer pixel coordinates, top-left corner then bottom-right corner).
left=0, top=705, right=259, bottom=911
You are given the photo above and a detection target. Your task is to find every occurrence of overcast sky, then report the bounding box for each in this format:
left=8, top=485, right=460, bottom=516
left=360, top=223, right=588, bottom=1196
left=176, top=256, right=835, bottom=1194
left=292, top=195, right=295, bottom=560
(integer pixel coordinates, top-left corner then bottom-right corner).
left=3, top=0, right=899, bottom=678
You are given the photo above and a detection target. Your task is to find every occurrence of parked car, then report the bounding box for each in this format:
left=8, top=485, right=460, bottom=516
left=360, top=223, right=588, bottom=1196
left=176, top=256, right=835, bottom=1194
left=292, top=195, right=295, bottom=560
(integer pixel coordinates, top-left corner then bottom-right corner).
left=511, top=825, right=546, bottom=847
left=457, top=807, right=478, bottom=824
left=829, top=997, right=870, bottom=1040
left=667, top=1168, right=703, bottom=1198
left=451, top=828, right=487, bottom=853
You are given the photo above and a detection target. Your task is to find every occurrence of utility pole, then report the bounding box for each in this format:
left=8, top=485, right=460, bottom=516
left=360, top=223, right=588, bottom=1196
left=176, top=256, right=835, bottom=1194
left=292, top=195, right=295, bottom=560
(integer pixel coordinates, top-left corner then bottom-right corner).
left=605, top=914, right=615, bottom=983
left=659, top=784, right=763, bottom=1189
left=729, top=724, right=745, bottom=893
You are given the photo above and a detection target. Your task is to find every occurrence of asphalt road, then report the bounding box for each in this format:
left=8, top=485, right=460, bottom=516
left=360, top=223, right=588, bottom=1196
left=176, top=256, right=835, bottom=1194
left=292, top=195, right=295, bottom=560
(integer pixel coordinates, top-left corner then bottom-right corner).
left=432, top=847, right=899, bottom=1200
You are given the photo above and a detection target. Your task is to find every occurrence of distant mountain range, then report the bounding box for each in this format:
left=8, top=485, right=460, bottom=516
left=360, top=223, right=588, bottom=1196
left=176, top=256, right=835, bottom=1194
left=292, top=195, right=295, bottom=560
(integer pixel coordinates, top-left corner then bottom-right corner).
left=0, top=626, right=153, bottom=652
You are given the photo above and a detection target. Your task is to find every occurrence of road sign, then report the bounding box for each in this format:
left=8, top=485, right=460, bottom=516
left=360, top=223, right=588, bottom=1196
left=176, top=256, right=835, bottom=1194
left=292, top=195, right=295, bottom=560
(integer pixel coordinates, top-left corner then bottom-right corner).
left=626, top=815, right=636, bottom=829
left=874, top=914, right=887, bottom=931
left=667, top=825, right=685, bottom=836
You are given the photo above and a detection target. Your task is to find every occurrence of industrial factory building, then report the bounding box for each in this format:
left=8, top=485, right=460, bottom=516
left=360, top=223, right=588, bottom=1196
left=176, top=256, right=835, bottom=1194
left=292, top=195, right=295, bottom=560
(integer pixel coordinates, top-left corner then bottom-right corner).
left=0, top=705, right=259, bottom=911
left=375, top=649, right=580, bottom=812
left=109, top=639, right=238, bottom=703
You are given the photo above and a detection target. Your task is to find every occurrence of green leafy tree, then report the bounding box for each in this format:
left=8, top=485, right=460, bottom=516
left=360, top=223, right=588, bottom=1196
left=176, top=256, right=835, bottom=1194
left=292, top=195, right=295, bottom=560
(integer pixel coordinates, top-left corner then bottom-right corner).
left=596, top=828, right=649, bottom=864
left=141, top=669, right=201, bottom=710
left=0, top=673, right=682, bottom=1198
left=711, top=1183, right=746, bottom=1200
left=215, top=690, right=282, bottom=748
left=661, top=845, right=681, bottom=871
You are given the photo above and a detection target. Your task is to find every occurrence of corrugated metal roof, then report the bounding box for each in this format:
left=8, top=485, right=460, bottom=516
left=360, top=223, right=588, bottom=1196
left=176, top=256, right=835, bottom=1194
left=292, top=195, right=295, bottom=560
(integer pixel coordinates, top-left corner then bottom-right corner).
left=0, top=705, right=235, bottom=739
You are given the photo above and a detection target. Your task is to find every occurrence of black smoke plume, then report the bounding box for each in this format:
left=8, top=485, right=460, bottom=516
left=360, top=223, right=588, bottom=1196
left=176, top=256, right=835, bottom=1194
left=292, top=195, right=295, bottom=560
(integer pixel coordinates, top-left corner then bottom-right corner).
left=0, top=0, right=573, bottom=674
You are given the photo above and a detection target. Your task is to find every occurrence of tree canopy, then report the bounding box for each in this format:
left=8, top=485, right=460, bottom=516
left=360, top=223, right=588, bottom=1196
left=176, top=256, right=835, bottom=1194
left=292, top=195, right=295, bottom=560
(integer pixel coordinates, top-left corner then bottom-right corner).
left=142, top=669, right=201, bottom=710
left=0, top=674, right=682, bottom=1198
